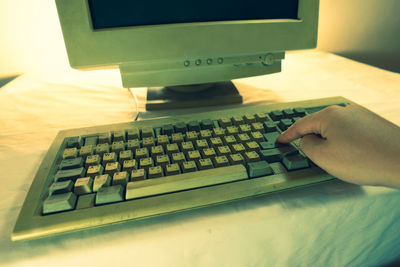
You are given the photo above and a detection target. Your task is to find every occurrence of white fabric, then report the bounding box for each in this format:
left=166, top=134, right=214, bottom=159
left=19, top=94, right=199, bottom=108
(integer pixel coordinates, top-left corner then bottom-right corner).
left=1, top=50, right=400, bottom=267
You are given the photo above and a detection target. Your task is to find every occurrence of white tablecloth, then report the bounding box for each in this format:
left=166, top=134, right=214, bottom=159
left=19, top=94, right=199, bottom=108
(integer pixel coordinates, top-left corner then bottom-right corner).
left=1, top=50, right=400, bottom=267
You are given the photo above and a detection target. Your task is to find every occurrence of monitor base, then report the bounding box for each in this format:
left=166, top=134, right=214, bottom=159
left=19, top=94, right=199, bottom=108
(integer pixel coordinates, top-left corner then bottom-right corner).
left=145, top=81, right=243, bottom=110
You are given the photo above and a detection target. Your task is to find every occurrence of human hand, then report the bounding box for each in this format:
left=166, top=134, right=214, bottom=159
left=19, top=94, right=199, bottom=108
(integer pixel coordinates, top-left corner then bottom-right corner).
left=277, top=103, right=400, bottom=188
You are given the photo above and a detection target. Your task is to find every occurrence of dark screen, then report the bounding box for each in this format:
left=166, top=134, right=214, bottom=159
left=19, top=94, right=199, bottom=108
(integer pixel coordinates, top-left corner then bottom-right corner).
left=88, top=0, right=299, bottom=30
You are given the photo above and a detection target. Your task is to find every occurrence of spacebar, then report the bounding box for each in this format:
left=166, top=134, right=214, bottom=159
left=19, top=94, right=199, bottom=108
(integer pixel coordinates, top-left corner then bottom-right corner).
left=125, top=165, right=249, bottom=200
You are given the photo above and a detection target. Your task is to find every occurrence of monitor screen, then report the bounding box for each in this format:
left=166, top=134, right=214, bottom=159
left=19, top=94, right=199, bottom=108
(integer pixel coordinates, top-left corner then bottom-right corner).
left=88, top=0, right=299, bottom=29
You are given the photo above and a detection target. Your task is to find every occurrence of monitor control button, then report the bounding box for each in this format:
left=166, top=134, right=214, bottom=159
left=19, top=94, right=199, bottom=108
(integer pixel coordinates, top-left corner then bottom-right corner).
left=195, top=59, right=202, bottom=66
left=262, top=54, right=274, bottom=66
left=206, top=58, right=213, bottom=65
left=184, top=60, right=190, bottom=67
left=217, top=58, right=223, bottom=64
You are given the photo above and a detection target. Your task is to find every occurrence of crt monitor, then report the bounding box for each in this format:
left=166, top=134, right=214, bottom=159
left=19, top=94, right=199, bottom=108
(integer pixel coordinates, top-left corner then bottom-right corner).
left=55, top=0, right=319, bottom=109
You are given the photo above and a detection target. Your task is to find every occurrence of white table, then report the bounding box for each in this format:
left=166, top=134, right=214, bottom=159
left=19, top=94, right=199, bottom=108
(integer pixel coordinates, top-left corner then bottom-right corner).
left=1, top=50, right=400, bottom=267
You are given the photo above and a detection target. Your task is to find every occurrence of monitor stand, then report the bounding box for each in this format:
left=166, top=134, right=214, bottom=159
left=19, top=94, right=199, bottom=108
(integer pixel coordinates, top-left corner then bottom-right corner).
left=145, top=81, right=243, bottom=110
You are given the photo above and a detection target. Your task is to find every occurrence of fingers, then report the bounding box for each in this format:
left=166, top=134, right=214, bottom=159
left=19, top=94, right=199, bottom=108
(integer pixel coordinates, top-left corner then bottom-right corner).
left=277, top=112, right=323, bottom=144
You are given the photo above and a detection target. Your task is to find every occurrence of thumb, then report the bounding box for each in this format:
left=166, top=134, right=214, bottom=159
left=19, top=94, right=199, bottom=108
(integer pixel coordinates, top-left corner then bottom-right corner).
left=299, top=134, right=327, bottom=164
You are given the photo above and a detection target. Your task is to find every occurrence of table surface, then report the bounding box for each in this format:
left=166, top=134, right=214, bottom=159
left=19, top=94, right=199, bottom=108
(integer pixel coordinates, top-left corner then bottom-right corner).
left=1, top=50, right=400, bottom=267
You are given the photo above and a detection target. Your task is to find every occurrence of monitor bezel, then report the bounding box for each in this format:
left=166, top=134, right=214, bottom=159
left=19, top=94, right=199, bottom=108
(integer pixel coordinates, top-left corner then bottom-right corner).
left=56, top=0, right=319, bottom=70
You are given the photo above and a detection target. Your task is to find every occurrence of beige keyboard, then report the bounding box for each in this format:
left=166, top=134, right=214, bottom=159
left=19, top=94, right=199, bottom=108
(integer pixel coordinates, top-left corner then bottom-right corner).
left=12, top=96, right=350, bottom=241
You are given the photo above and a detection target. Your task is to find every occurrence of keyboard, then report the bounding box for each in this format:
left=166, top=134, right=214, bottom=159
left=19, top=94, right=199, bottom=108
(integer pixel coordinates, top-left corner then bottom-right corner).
left=12, top=96, right=351, bottom=241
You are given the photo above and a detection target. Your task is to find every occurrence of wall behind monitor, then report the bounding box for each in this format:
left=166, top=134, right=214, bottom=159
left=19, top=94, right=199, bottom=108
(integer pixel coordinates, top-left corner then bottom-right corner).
left=317, top=0, right=400, bottom=73
left=0, top=0, right=399, bottom=78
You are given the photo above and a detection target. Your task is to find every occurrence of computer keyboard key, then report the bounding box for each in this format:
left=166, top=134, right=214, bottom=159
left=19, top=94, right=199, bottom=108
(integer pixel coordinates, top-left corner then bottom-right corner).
left=213, top=156, right=230, bottom=167
left=210, top=137, right=223, bottom=148
left=217, top=146, right=231, bottom=156
left=98, top=133, right=111, bottom=144
left=171, top=133, right=184, bottom=144
left=223, top=135, right=236, bottom=146
left=245, top=141, right=260, bottom=152
left=251, top=122, right=265, bottom=133
left=111, top=141, right=126, bottom=153
left=54, top=167, right=86, bottom=182
left=181, top=141, right=194, bottom=152
left=157, top=135, right=170, bottom=147
left=231, top=143, right=246, bottom=154
left=278, top=118, right=293, bottom=131
left=66, top=136, right=83, bottom=148
left=148, top=166, right=164, bottom=178
left=198, top=158, right=214, bottom=170
left=232, top=116, right=244, bottom=126
left=283, top=108, right=295, bottom=118
left=174, top=122, right=187, bottom=133
left=75, top=193, right=95, bottom=210
left=239, top=124, right=251, bottom=134
left=218, top=117, right=232, bottom=127
left=263, top=131, right=281, bottom=144
left=255, top=112, right=269, bottom=122
left=182, top=161, right=197, bottom=173
left=85, top=154, right=101, bottom=168
left=151, top=145, right=164, bottom=158
left=201, top=119, right=214, bottom=130
left=244, top=151, right=260, bottom=163
left=165, top=163, right=181, bottom=176
left=119, top=150, right=133, bottom=163
left=250, top=131, right=264, bottom=142
left=142, top=137, right=155, bottom=148
left=131, top=169, right=146, bottom=181
left=127, top=139, right=140, bottom=151
left=264, top=121, right=278, bottom=132
left=187, top=150, right=201, bottom=162
left=79, top=145, right=94, bottom=159
left=93, top=174, right=111, bottom=192
left=282, top=154, right=310, bottom=171
left=62, top=147, right=78, bottom=159
left=49, top=180, right=74, bottom=195
left=269, top=110, right=284, bottom=121
left=141, top=126, right=154, bottom=138
left=293, top=107, right=306, bottom=117
left=139, top=158, right=153, bottom=170
left=113, top=171, right=130, bottom=186
left=87, top=164, right=104, bottom=179
left=166, top=143, right=180, bottom=155
left=226, top=126, right=239, bottom=136
left=135, top=148, right=149, bottom=160
left=171, top=152, right=186, bottom=164
left=188, top=121, right=201, bottom=132
left=105, top=162, right=121, bottom=176
left=248, top=161, right=273, bottom=178
left=237, top=133, right=251, bottom=143
left=186, top=131, right=198, bottom=142
left=156, top=155, right=170, bottom=167
left=127, top=128, right=140, bottom=140
left=74, top=177, right=93, bottom=195
left=59, top=157, right=84, bottom=170
left=201, top=147, right=217, bottom=159
left=123, top=159, right=137, bottom=172
left=213, top=128, right=226, bottom=137
left=200, top=129, right=212, bottom=140
left=103, top=152, right=118, bottom=164
left=95, top=143, right=110, bottom=157
left=161, top=124, right=174, bottom=135
left=84, top=136, right=98, bottom=146
left=125, top=165, right=248, bottom=200
left=228, top=153, right=245, bottom=165
left=43, top=192, right=77, bottom=215
left=244, top=114, right=256, bottom=124
left=96, top=185, right=124, bottom=205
